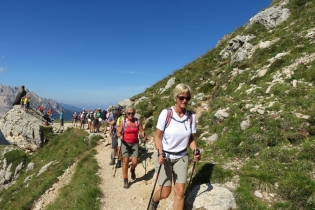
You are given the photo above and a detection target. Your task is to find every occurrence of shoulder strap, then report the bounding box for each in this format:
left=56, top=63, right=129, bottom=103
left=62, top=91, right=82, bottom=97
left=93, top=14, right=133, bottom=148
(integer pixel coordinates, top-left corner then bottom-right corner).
left=164, top=108, right=173, bottom=131
left=135, top=118, right=139, bottom=128
left=187, top=110, right=193, bottom=129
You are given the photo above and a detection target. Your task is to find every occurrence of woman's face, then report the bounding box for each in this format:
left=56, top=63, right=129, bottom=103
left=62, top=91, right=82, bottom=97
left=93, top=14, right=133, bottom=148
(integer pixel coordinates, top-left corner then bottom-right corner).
left=126, top=109, right=135, bottom=119
left=176, top=92, right=191, bottom=109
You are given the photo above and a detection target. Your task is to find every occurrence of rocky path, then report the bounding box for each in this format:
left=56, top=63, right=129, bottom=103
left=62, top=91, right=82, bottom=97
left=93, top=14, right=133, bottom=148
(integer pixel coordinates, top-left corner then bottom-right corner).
left=32, top=123, right=174, bottom=210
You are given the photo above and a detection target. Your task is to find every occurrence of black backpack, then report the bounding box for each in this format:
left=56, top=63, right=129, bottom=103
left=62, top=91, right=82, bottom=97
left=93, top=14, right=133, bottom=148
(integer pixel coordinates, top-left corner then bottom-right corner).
left=88, top=113, right=94, bottom=120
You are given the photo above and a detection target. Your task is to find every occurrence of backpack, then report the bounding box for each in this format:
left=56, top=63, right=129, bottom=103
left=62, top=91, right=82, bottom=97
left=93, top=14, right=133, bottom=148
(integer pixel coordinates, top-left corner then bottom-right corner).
left=122, top=118, right=139, bottom=135
left=88, top=113, right=94, bottom=120
left=100, top=110, right=107, bottom=120
left=164, top=108, right=193, bottom=131
left=96, top=112, right=101, bottom=118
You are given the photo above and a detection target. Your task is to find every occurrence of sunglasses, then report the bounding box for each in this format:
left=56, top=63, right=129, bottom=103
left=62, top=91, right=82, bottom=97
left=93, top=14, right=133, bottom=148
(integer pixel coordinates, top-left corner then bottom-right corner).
left=177, top=96, right=191, bottom=101
left=127, top=112, right=135, bottom=115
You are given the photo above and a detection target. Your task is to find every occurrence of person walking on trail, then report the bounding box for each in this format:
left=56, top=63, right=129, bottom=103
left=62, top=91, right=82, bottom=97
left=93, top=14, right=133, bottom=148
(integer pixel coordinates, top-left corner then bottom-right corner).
left=108, top=107, right=120, bottom=165
left=114, top=109, right=126, bottom=169
left=59, top=110, right=64, bottom=127
left=117, top=106, right=146, bottom=189
left=80, top=110, right=87, bottom=129
left=148, top=83, right=201, bottom=210
left=72, top=111, right=78, bottom=127
left=47, top=108, right=54, bottom=124
left=94, top=108, right=101, bottom=132
left=87, top=110, right=95, bottom=133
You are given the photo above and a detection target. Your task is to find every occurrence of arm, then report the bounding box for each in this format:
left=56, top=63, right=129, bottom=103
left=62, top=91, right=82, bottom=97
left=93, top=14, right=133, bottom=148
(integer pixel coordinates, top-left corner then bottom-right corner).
left=138, top=120, right=146, bottom=141
left=117, top=120, right=124, bottom=140
left=154, top=128, right=166, bottom=164
left=188, top=134, right=201, bottom=162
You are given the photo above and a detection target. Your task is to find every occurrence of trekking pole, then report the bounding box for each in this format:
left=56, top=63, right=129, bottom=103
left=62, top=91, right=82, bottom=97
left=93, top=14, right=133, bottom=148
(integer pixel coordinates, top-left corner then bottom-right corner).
left=147, top=150, right=165, bottom=210
left=113, top=140, right=122, bottom=177
left=143, top=138, right=147, bottom=185
left=184, top=149, right=201, bottom=200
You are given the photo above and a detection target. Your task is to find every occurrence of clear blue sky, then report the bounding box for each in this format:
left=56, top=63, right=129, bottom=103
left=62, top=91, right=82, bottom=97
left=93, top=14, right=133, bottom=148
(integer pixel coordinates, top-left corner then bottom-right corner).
left=0, top=0, right=272, bottom=110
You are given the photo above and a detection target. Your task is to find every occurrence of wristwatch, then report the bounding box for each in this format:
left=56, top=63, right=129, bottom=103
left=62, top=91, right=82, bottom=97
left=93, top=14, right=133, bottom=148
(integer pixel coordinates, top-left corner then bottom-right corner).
left=193, top=148, right=201, bottom=155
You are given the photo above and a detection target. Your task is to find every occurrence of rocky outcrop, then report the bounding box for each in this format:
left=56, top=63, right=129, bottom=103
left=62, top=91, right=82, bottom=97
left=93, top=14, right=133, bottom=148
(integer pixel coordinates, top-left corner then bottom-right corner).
left=247, top=6, right=291, bottom=29
left=0, top=106, right=47, bottom=151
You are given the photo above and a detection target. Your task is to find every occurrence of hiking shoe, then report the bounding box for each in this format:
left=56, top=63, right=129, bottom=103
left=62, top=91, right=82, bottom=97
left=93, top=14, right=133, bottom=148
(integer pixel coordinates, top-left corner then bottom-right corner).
left=123, top=178, right=129, bottom=189
left=148, top=197, right=159, bottom=210
left=130, top=169, right=136, bottom=180
left=115, top=160, right=121, bottom=168
left=109, top=159, right=115, bottom=165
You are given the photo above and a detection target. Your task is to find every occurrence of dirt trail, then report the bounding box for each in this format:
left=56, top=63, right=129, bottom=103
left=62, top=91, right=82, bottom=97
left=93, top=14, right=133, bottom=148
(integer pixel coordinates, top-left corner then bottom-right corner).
left=32, top=123, right=174, bottom=210
left=96, top=133, right=174, bottom=210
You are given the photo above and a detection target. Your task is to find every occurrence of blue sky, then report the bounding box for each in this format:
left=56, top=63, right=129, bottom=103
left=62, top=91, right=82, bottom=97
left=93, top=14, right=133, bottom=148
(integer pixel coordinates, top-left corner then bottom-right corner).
left=0, top=0, right=272, bottom=110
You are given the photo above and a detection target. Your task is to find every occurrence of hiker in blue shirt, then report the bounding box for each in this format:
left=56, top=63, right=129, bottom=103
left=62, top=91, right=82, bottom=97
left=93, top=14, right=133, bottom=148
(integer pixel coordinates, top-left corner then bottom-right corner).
left=59, top=110, right=64, bottom=127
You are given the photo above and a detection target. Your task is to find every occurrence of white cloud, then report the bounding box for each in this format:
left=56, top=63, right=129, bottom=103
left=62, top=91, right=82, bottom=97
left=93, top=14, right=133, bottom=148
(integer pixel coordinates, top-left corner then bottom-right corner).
left=0, top=67, right=6, bottom=73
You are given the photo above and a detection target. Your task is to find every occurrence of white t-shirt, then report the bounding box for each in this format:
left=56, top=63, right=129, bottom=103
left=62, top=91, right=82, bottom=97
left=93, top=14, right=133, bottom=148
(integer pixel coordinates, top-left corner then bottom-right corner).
left=156, top=107, right=196, bottom=159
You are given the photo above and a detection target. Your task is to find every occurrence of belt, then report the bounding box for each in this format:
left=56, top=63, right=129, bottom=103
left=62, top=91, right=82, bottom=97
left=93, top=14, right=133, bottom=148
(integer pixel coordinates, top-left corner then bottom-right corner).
left=162, top=148, right=187, bottom=155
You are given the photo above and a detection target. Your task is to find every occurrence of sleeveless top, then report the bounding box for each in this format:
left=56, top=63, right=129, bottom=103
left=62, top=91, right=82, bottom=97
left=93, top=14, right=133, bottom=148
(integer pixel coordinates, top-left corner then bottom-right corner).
left=123, top=119, right=139, bottom=144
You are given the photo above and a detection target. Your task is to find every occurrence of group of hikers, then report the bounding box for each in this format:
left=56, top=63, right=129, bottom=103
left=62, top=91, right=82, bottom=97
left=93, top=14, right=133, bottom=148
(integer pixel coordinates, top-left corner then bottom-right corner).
left=71, top=84, right=201, bottom=210
left=13, top=84, right=202, bottom=209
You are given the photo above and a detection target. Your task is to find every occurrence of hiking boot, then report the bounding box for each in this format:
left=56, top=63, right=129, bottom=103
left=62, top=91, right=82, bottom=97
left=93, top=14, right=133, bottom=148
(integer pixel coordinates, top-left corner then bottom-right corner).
left=130, top=169, right=136, bottom=180
left=123, top=178, right=129, bottom=189
left=148, top=197, right=159, bottom=210
left=109, top=158, right=115, bottom=165
left=115, top=160, right=121, bottom=168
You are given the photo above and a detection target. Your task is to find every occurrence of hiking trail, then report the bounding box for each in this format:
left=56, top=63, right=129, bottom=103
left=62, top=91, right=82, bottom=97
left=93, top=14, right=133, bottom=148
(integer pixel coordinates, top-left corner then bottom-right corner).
left=32, top=123, right=175, bottom=210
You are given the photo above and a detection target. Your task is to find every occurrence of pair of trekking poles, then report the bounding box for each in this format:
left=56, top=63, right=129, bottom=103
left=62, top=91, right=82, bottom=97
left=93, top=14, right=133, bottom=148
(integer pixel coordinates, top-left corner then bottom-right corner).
left=147, top=149, right=200, bottom=210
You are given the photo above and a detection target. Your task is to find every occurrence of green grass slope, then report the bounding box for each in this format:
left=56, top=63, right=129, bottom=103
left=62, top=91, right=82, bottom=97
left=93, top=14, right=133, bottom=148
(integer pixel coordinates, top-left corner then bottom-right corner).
left=130, top=0, right=315, bottom=209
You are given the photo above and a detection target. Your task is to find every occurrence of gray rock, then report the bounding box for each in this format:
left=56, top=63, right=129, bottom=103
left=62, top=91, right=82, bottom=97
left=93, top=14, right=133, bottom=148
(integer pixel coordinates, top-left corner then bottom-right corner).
left=0, top=106, right=47, bottom=151
left=26, top=162, right=35, bottom=173
left=185, top=183, right=237, bottom=210
left=207, top=133, right=218, bottom=143
left=159, top=77, right=176, bottom=94
left=214, top=109, right=229, bottom=122
left=241, top=118, right=250, bottom=130
left=220, top=35, right=255, bottom=60
left=118, top=98, right=133, bottom=108
left=134, top=96, right=149, bottom=106
left=247, top=7, right=291, bottom=29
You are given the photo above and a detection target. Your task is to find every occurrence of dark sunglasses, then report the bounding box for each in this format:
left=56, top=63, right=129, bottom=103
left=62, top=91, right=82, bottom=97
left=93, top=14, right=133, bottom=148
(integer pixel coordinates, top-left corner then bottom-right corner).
left=177, top=96, right=191, bottom=101
left=127, top=112, right=135, bottom=115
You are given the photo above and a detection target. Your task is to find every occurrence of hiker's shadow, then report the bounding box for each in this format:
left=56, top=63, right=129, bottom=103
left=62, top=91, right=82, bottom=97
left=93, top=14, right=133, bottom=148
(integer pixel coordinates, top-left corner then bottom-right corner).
left=129, top=151, right=154, bottom=186
left=184, top=163, right=215, bottom=210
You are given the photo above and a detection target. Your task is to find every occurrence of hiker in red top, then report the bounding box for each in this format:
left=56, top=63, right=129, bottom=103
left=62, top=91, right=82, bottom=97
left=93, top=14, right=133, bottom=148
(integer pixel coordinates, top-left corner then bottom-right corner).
left=38, top=105, right=45, bottom=114
left=117, top=106, right=146, bottom=189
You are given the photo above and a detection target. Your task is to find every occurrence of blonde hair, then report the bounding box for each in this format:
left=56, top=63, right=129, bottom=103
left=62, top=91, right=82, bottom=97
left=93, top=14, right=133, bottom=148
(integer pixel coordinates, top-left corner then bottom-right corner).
left=173, top=83, right=192, bottom=101
left=126, top=106, right=136, bottom=113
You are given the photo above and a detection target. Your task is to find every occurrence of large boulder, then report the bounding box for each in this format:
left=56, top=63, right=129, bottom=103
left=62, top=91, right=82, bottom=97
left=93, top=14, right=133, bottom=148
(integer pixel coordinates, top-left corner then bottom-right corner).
left=185, top=183, right=237, bottom=210
left=247, top=6, right=291, bottom=29
left=0, top=106, right=47, bottom=151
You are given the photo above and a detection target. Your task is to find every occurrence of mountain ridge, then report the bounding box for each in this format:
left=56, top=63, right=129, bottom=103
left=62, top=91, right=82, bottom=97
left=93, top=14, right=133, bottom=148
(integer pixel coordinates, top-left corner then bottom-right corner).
left=0, top=84, right=81, bottom=120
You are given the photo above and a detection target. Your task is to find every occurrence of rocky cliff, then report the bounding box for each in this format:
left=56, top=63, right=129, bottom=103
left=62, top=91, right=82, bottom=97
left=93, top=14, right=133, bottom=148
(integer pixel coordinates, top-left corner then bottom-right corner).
left=0, top=84, right=76, bottom=121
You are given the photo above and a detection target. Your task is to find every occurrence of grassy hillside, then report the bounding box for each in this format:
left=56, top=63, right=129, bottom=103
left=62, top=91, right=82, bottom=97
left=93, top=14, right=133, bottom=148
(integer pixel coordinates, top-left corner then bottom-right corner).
left=130, top=0, right=315, bottom=209
left=0, top=0, right=315, bottom=209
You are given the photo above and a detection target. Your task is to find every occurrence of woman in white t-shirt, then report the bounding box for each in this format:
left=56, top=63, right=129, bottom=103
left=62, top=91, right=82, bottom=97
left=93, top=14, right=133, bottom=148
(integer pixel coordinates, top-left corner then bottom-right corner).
left=149, top=83, right=201, bottom=210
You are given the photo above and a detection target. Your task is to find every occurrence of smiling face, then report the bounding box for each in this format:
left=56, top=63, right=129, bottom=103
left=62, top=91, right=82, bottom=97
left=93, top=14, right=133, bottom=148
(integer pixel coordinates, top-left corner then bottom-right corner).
left=126, top=107, right=135, bottom=119
left=173, top=83, right=192, bottom=110
left=176, top=93, right=191, bottom=109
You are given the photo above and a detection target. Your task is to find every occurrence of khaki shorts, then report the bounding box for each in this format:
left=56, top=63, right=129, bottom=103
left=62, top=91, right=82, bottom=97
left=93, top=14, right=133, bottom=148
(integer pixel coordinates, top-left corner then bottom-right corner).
left=154, top=151, right=189, bottom=186
left=121, top=141, right=139, bottom=158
